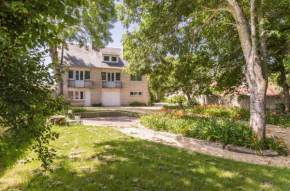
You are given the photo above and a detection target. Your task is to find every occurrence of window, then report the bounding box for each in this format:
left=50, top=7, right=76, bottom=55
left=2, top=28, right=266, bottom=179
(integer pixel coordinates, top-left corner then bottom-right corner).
left=103, top=55, right=118, bottom=63
left=68, top=91, right=74, bottom=99
left=130, top=75, right=142, bottom=81
left=85, top=71, right=90, bottom=80
left=103, top=56, right=110, bottom=61
left=69, top=70, right=74, bottom=79
left=116, top=73, right=121, bottom=81
left=130, top=92, right=142, bottom=96
left=101, top=72, right=106, bottom=81
left=74, top=91, right=84, bottom=100
left=111, top=56, right=117, bottom=62
left=69, top=91, right=84, bottom=100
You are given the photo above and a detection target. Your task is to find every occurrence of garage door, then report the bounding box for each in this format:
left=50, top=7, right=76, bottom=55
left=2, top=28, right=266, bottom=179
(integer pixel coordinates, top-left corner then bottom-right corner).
left=102, top=92, right=121, bottom=106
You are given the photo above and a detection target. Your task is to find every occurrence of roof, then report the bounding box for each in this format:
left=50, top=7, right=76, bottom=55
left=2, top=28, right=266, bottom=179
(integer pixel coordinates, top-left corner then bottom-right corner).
left=61, top=44, right=128, bottom=68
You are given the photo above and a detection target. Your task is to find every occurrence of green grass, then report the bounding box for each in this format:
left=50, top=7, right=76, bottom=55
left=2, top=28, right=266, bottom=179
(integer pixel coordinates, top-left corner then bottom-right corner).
left=1, top=125, right=290, bottom=191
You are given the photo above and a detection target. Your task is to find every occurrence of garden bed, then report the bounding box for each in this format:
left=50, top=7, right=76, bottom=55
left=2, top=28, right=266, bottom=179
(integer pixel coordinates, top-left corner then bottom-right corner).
left=140, top=110, right=288, bottom=155
left=163, top=105, right=290, bottom=127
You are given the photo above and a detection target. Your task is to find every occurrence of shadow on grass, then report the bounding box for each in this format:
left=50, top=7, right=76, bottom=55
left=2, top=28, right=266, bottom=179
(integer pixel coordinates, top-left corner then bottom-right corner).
left=0, top=128, right=32, bottom=177
left=7, top=137, right=290, bottom=191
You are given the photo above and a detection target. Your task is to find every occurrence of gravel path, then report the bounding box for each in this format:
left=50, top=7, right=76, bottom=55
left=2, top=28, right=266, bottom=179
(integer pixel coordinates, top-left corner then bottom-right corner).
left=82, top=116, right=290, bottom=168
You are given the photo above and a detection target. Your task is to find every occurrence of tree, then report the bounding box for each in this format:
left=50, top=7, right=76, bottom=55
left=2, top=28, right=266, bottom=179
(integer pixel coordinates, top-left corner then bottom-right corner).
left=0, top=0, right=115, bottom=170
left=149, top=54, right=212, bottom=105
left=49, top=0, right=116, bottom=96
left=267, top=5, right=290, bottom=111
left=119, top=0, right=288, bottom=139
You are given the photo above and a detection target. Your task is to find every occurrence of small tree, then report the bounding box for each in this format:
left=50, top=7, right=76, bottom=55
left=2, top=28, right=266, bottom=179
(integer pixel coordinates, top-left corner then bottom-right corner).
left=170, top=95, right=187, bottom=107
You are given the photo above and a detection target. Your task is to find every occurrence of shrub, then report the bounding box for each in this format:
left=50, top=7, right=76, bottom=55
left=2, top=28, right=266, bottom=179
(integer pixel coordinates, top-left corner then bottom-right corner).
left=160, top=97, right=170, bottom=103
left=72, top=108, right=88, bottom=113
left=275, top=102, right=285, bottom=112
left=170, top=95, right=187, bottom=107
left=92, top=103, right=102, bottom=107
left=140, top=111, right=288, bottom=155
left=188, top=97, right=200, bottom=106
left=129, top=101, right=147, bottom=106
left=188, top=105, right=290, bottom=127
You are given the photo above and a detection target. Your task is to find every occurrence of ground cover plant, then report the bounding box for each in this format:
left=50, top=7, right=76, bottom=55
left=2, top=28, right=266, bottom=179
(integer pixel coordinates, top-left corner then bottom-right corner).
left=129, top=101, right=147, bottom=106
left=163, top=105, right=290, bottom=127
left=1, top=125, right=290, bottom=191
left=140, top=110, right=288, bottom=155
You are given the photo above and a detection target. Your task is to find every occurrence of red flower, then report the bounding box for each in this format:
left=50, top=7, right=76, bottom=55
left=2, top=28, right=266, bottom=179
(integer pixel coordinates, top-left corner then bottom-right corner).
left=267, top=130, right=272, bottom=133
left=278, top=139, right=283, bottom=142
left=252, top=137, right=256, bottom=141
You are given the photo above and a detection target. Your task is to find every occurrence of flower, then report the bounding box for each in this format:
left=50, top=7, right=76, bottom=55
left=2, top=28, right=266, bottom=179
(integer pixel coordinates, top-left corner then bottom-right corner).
left=252, top=137, right=256, bottom=141
left=278, top=139, right=283, bottom=142
left=267, top=129, right=272, bottom=133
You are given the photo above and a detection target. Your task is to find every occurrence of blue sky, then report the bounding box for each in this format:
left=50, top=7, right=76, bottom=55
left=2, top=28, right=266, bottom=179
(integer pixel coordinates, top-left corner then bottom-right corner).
left=44, top=21, right=129, bottom=65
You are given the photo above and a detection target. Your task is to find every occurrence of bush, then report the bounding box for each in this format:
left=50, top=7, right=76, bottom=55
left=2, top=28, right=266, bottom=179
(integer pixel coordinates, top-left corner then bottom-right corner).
left=170, top=95, right=187, bottom=107
left=140, top=110, right=288, bottom=155
left=187, top=97, right=200, bottom=106
left=129, top=101, right=147, bottom=106
left=92, top=103, right=102, bottom=107
left=275, top=102, right=285, bottom=112
left=188, top=105, right=290, bottom=127
left=72, top=108, right=88, bottom=113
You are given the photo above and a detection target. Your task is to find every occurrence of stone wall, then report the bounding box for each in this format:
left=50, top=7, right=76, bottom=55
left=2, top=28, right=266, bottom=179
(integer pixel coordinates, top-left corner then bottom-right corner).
left=196, top=94, right=282, bottom=110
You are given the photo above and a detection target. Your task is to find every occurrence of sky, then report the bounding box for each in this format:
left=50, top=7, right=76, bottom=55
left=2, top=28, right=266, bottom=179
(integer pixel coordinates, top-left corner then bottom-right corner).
left=44, top=21, right=129, bottom=65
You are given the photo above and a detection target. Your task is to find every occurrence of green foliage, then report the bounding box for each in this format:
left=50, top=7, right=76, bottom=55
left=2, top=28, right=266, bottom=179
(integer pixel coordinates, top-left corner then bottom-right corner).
left=169, top=95, right=187, bottom=107
left=187, top=97, right=200, bottom=106
left=0, top=0, right=115, bottom=171
left=163, top=105, right=290, bottom=128
left=141, top=113, right=288, bottom=155
left=129, top=101, right=147, bottom=106
left=92, top=103, right=102, bottom=107
left=275, top=102, right=285, bottom=112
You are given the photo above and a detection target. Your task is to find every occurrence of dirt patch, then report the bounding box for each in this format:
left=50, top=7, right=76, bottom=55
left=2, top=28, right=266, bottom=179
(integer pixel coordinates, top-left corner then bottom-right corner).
left=82, top=116, right=290, bottom=168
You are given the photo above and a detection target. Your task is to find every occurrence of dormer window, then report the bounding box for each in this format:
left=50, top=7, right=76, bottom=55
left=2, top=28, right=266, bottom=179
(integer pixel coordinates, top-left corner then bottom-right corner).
left=111, top=56, right=117, bottom=62
left=103, top=56, right=110, bottom=62
left=103, top=55, right=118, bottom=63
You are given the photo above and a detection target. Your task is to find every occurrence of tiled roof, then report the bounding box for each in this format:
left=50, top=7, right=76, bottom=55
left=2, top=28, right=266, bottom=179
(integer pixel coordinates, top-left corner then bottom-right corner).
left=61, top=44, right=127, bottom=68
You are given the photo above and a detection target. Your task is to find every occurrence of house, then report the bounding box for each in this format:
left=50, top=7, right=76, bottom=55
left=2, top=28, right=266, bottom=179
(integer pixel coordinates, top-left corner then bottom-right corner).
left=59, top=44, right=150, bottom=106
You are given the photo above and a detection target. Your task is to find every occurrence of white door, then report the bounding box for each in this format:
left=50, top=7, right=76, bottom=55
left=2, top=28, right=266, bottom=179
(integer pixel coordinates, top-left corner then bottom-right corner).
left=85, top=91, right=91, bottom=106
left=102, top=92, right=121, bottom=106
left=75, top=71, right=84, bottom=87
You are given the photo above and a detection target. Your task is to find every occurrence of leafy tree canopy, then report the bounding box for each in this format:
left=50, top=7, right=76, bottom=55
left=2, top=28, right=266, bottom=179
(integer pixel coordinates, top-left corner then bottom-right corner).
left=0, top=0, right=115, bottom=170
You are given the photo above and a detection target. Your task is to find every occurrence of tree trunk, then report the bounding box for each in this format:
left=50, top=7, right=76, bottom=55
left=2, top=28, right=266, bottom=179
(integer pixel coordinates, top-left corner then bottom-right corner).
left=227, top=0, right=268, bottom=138
left=49, top=44, right=63, bottom=97
left=185, top=93, right=192, bottom=106
left=281, top=66, right=290, bottom=111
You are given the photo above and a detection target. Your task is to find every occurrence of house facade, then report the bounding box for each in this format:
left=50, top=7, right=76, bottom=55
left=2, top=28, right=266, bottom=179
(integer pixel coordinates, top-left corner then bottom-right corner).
left=60, top=44, right=150, bottom=106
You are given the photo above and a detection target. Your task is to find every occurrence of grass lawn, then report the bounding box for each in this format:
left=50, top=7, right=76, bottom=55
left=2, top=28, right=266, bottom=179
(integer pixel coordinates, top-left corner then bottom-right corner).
left=1, top=125, right=290, bottom=191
